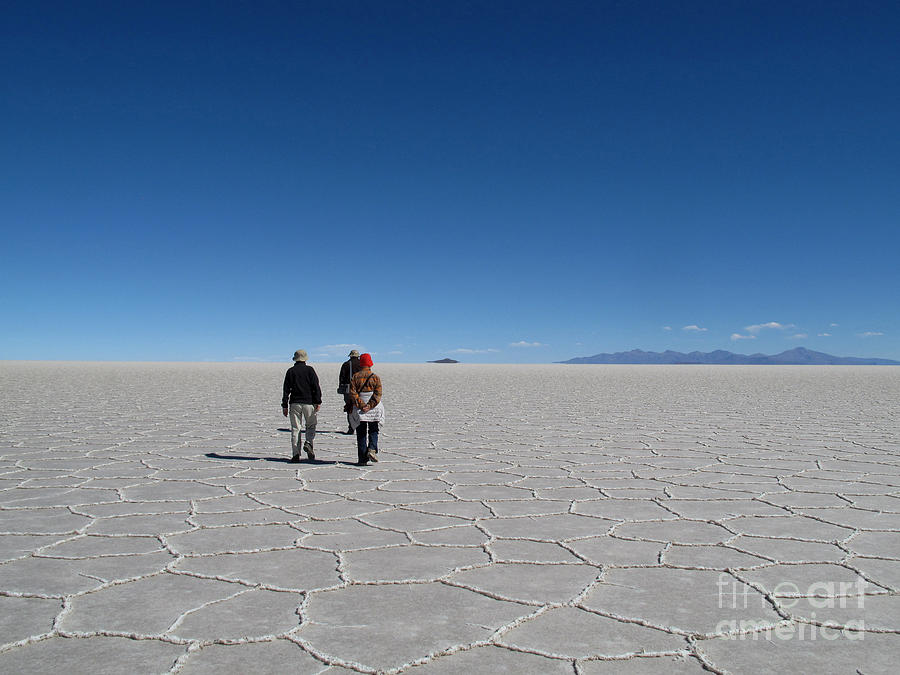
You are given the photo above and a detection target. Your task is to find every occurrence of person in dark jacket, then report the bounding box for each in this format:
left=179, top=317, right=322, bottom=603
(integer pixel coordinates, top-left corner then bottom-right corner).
left=338, top=349, right=360, bottom=434
left=281, top=349, right=322, bottom=462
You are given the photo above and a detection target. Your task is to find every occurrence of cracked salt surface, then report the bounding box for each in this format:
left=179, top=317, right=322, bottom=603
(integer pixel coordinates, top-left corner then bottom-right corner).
left=1, top=362, right=898, bottom=673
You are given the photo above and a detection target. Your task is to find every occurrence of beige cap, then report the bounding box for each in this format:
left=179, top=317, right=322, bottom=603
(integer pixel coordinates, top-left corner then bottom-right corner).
left=348, top=349, right=360, bottom=358
left=292, top=349, right=308, bottom=362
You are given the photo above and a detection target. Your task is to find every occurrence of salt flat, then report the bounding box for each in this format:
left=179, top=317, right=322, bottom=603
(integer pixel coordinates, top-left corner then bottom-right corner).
left=1, top=362, right=898, bottom=674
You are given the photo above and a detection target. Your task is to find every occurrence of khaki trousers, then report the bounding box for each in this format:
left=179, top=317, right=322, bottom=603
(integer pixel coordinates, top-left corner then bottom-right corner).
left=289, top=403, right=317, bottom=456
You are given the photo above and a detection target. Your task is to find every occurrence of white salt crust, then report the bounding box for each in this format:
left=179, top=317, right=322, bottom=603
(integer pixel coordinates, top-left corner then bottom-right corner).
left=0, top=362, right=898, bottom=673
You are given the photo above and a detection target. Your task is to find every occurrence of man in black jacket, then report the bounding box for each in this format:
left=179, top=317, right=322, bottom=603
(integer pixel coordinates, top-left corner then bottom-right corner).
left=338, top=349, right=360, bottom=434
left=281, top=349, right=322, bottom=462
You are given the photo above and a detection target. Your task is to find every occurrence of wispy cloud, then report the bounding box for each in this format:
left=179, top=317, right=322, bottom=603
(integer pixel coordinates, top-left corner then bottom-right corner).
left=789, top=333, right=808, bottom=339
left=745, top=321, right=795, bottom=334
left=313, top=343, right=364, bottom=359
left=450, top=348, right=500, bottom=354
left=858, top=331, right=885, bottom=337
left=663, top=326, right=672, bottom=331
left=682, top=325, right=707, bottom=332
left=731, top=333, right=756, bottom=341
left=388, top=350, right=403, bottom=355
left=830, top=323, right=839, bottom=327
left=318, top=343, right=362, bottom=352
left=818, top=333, right=832, bottom=337
left=510, top=341, right=546, bottom=348
left=231, top=355, right=280, bottom=362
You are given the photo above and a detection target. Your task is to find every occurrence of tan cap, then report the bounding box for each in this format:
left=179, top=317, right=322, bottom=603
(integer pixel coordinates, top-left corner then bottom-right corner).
left=348, top=349, right=360, bottom=358
left=292, top=349, right=308, bottom=362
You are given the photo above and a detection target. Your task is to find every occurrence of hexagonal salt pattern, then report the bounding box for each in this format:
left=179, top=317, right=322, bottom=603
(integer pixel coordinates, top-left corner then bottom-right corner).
left=0, top=362, right=897, bottom=673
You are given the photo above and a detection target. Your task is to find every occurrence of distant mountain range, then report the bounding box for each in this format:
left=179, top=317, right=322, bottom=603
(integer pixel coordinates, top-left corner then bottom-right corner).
left=558, top=347, right=900, bottom=365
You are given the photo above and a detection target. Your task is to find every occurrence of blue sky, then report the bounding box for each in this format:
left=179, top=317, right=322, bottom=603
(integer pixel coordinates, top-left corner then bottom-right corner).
left=2, top=1, right=898, bottom=363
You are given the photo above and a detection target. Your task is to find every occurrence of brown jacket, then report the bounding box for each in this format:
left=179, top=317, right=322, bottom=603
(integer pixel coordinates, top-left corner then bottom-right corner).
left=349, top=367, right=382, bottom=410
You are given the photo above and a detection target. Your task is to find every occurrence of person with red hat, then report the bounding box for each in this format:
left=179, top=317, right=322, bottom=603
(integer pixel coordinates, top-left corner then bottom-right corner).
left=348, top=353, right=384, bottom=465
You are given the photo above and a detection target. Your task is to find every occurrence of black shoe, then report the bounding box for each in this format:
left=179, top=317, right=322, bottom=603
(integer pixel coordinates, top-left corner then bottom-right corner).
left=289, top=456, right=300, bottom=464
left=344, top=428, right=354, bottom=435
left=356, top=460, right=368, bottom=466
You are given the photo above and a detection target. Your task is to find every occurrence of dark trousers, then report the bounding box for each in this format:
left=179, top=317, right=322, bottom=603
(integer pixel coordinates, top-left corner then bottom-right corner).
left=356, top=421, right=379, bottom=462
left=343, top=394, right=354, bottom=428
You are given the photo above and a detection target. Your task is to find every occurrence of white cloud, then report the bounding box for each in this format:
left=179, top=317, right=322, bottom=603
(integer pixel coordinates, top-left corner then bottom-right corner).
left=818, top=333, right=832, bottom=337
left=731, top=333, right=756, bottom=341
left=318, top=343, right=362, bottom=352
left=663, top=326, right=672, bottom=331
left=450, top=348, right=500, bottom=354
left=510, top=341, right=546, bottom=348
left=830, top=323, right=839, bottom=327
left=745, top=321, right=794, bottom=334
left=789, top=333, right=808, bottom=339
left=313, top=343, right=364, bottom=359
left=682, top=325, right=707, bottom=332
left=859, top=331, right=885, bottom=337
left=388, top=350, right=403, bottom=355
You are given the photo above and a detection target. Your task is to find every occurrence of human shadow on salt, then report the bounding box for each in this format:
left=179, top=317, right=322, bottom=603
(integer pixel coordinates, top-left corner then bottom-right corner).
left=204, top=452, right=341, bottom=465
left=278, top=428, right=346, bottom=434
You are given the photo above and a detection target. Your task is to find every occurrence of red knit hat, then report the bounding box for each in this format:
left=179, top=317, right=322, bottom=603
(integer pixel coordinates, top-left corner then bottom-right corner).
left=359, top=353, right=373, bottom=367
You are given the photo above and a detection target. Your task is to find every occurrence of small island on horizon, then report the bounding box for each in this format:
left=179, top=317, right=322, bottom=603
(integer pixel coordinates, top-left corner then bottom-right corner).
left=428, top=358, right=460, bottom=364
left=557, top=346, right=900, bottom=366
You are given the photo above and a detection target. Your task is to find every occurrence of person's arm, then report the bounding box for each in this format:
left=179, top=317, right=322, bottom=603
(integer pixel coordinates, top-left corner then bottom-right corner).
left=312, top=369, right=322, bottom=410
left=365, top=373, right=382, bottom=409
left=281, top=370, right=290, bottom=415
left=350, top=373, right=364, bottom=409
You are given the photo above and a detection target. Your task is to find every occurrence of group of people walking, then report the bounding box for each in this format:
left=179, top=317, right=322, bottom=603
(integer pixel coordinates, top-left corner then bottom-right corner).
left=281, top=348, right=384, bottom=466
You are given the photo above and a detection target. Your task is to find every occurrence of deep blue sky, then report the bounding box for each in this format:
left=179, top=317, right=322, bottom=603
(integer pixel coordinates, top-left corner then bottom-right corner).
left=2, top=1, right=898, bottom=363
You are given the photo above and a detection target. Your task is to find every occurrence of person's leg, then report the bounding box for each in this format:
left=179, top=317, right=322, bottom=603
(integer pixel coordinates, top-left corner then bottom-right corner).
left=367, top=422, right=379, bottom=462
left=288, top=404, right=303, bottom=460
left=344, top=395, right=354, bottom=433
left=356, top=421, right=368, bottom=464
left=302, top=404, right=316, bottom=459
left=304, top=404, right=317, bottom=445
